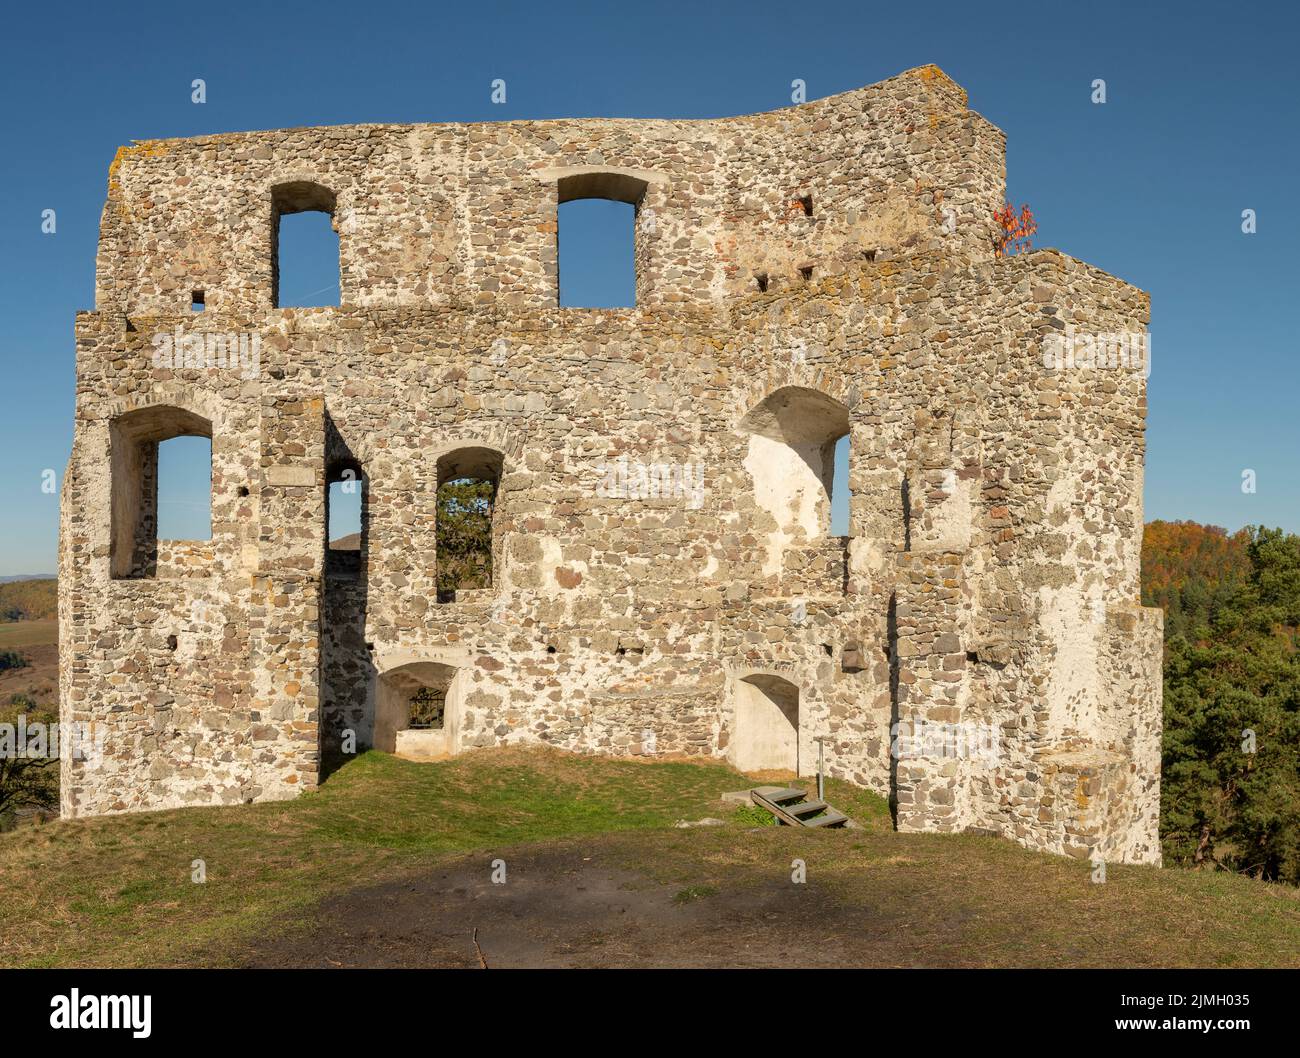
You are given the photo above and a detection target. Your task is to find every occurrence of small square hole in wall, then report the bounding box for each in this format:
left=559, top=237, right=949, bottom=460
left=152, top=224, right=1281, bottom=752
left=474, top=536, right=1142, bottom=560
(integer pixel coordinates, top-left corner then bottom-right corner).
left=863, top=249, right=877, bottom=263
left=799, top=194, right=813, bottom=217
left=755, top=273, right=769, bottom=293
left=799, top=265, right=814, bottom=282
left=190, top=290, right=205, bottom=312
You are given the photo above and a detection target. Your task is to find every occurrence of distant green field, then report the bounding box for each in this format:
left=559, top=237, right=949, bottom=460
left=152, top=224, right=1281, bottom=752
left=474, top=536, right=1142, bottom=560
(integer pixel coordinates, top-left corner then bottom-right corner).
left=0, top=618, right=56, bottom=649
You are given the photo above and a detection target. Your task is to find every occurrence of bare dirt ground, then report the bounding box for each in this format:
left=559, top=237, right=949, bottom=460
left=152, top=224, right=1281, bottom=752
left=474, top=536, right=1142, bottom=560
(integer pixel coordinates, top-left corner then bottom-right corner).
left=237, top=838, right=924, bottom=969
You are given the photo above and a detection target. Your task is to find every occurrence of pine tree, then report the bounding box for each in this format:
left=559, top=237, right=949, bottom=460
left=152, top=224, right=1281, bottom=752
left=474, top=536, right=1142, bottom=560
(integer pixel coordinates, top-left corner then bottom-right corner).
left=435, top=477, right=495, bottom=602
left=1159, top=527, right=1300, bottom=882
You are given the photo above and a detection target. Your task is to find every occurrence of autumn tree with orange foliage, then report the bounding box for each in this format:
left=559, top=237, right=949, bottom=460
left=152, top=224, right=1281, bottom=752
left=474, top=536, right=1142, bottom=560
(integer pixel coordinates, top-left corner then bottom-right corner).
left=1142, top=520, right=1251, bottom=641
left=992, top=202, right=1037, bottom=256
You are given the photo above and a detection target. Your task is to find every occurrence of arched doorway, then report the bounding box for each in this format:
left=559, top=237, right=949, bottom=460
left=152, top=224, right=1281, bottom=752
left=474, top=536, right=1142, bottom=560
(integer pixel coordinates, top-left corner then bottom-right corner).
left=731, top=674, right=800, bottom=774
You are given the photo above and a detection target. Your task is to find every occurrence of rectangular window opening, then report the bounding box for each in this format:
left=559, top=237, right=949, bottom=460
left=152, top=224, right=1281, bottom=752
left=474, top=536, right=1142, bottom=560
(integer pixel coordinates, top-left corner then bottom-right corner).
left=157, top=435, right=213, bottom=541
left=830, top=434, right=850, bottom=537
left=557, top=198, right=636, bottom=308
left=326, top=464, right=365, bottom=579
left=328, top=479, right=362, bottom=550
left=275, top=210, right=340, bottom=308
left=408, top=684, right=447, bottom=730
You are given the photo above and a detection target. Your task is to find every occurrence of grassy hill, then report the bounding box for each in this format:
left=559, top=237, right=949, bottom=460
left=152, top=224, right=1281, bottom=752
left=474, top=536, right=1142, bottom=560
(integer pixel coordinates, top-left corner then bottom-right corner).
left=1, top=747, right=1296, bottom=968
left=0, top=577, right=56, bottom=622
left=4, top=531, right=1298, bottom=966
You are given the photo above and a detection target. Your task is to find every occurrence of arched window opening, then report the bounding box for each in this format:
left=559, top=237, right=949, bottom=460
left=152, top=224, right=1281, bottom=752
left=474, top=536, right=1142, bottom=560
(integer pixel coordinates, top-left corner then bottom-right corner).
left=556, top=173, right=647, bottom=309
left=110, top=406, right=213, bottom=579
left=272, top=181, right=339, bottom=308
left=436, top=447, right=502, bottom=603
left=739, top=386, right=850, bottom=541
left=325, top=459, right=365, bottom=578
left=731, top=674, right=800, bottom=774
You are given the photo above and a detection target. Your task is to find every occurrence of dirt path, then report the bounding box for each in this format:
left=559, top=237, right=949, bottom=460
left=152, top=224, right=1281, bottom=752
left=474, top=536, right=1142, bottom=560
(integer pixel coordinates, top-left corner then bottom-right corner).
left=238, top=842, right=922, bottom=969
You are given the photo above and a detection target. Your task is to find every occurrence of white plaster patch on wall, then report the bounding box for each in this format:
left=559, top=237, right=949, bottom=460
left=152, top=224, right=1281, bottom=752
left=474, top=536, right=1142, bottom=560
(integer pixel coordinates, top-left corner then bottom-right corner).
left=1044, top=471, right=1076, bottom=524
left=927, top=471, right=974, bottom=551
left=1038, top=580, right=1104, bottom=739
left=744, top=433, right=827, bottom=575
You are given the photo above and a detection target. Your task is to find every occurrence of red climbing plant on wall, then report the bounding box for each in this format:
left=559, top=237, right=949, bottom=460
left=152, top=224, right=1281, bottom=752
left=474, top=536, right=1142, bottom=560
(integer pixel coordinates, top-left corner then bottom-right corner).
left=993, top=203, right=1037, bottom=256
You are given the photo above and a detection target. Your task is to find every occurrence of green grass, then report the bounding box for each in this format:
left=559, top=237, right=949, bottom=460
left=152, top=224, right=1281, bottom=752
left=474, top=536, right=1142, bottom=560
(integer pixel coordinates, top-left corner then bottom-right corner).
left=0, top=746, right=816, bottom=968
left=732, top=803, right=778, bottom=827
left=0, top=619, right=55, bottom=650
left=0, top=746, right=1296, bottom=968
left=672, top=884, right=718, bottom=904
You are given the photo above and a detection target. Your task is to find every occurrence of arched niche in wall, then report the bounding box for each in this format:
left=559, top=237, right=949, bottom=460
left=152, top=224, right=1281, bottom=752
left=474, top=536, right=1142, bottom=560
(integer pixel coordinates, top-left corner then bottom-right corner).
left=374, top=660, right=465, bottom=759
left=730, top=673, right=801, bottom=774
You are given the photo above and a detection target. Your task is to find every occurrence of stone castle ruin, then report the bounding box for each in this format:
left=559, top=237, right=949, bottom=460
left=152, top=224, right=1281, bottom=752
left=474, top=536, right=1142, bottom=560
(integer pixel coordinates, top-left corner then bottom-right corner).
left=59, top=65, right=1163, bottom=864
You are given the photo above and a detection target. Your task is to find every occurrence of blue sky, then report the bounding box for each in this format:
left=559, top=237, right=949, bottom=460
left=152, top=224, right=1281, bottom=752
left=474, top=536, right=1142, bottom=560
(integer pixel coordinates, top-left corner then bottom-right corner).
left=1, top=0, right=1296, bottom=573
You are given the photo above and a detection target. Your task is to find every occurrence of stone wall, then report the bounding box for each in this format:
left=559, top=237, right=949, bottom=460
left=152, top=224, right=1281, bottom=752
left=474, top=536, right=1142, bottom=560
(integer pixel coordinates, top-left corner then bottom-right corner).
left=60, top=65, right=1162, bottom=865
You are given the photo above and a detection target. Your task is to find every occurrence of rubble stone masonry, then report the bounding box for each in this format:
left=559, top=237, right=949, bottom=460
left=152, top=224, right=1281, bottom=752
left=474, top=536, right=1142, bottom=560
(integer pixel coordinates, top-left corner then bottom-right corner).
left=59, top=65, right=1162, bottom=864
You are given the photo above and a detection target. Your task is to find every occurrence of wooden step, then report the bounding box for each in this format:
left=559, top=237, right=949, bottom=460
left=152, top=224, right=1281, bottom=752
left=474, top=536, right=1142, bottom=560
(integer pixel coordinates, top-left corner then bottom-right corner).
left=748, top=787, right=852, bottom=829
left=750, top=789, right=806, bottom=827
